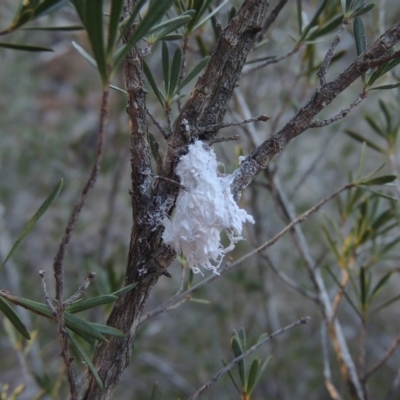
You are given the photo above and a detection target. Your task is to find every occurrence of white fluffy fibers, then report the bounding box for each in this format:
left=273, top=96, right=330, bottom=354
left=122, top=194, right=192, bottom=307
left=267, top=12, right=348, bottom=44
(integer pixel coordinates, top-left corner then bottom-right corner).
left=162, top=141, right=254, bottom=274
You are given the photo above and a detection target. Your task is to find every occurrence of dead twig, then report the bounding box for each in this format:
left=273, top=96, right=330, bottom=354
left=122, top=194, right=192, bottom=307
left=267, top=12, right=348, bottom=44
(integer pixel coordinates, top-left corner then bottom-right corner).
left=189, top=316, right=311, bottom=400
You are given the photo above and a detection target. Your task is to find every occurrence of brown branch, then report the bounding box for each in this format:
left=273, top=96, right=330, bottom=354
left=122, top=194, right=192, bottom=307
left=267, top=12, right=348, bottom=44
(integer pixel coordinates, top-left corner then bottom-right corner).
left=231, top=20, right=400, bottom=198
left=317, top=21, right=347, bottom=86
left=51, top=87, right=109, bottom=400
left=189, top=317, right=311, bottom=400
left=257, top=0, right=288, bottom=42
left=364, top=333, right=400, bottom=381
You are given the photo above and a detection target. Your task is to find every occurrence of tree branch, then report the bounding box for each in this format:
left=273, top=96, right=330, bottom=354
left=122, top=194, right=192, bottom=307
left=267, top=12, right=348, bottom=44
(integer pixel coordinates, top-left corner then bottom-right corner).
left=231, top=20, right=400, bottom=197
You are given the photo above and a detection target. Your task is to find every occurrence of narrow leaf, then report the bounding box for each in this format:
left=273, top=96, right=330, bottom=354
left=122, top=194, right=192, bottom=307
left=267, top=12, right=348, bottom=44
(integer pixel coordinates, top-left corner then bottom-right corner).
left=0, top=42, right=53, bottom=52
left=299, top=0, right=328, bottom=43
left=162, top=42, right=170, bottom=95
left=247, top=358, right=260, bottom=394
left=113, top=0, right=175, bottom=71
left=344, top=129, right=385, bottom=153
left=358, top=175, right=397, bottom=186
left=0, top=179, right=63, bottom=273
left=370, top=82, right=400, bottom=91
left=150, top=13, right=193, bottom=35
left=176, top=56, right=210, bottom=93
left=67, top=330, right=104, bottom=391
left=84, top=0, right=108, bottom=85
left=354, top=18, right=366, bottom=83
left=107, top=0, right=124, bottom=55
left=23, top=25, right=84, bottom=31
left=370, top=271, right=393, bottom=301
left=231, top=335, right=246, bottom=386
left=65, top=313, right=108, bottom=342
left=349, top=3, right=375, bottom=19
left=66, top=295, right=118, bottom=314
left=143, top=61, right=166, bottom=107
left=90, top=323, right=125, bottom=338
left=110, top=282, right=138, bottom=297
left=192, top=0, right=230, bottom=31
left=0, top=297, right=31, bottom=340
left=168, top=47, right=182, bottom=98
left=72, top=41, right=98, bottom=68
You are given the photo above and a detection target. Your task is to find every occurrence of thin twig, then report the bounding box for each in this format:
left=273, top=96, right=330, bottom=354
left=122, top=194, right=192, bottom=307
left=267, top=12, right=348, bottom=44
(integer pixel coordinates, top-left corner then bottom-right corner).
left=63, top=272, right=97, bottom=308
left=317, top=21, right=346, bottom=86
left=257, top=0, right=288, bottom=42
left=199, top=115, right=270, bottom=133
left=321, top=323, right=344, bottom=400
left=39, top=270, right=56, bottom=317
left=364, top=333, right=400, bottom=380
left=260, top=253, right=318, bottom=300
left=331, top=269, right=350, bottom=323
left=242, top=48, right=299, bottom=75
left=147, top=109, right=170, bottom=140
left=52, top=88, right=109, bottom=400
left=189, top=317, right=311, bottom=400
left=208, top=135, right=240, bottom=145
left=309, top=91, right=367, bottom=128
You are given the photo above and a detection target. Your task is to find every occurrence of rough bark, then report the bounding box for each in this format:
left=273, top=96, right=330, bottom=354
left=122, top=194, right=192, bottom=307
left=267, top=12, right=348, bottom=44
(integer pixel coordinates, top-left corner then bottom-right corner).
left=84, top=1, right=270, bottom=398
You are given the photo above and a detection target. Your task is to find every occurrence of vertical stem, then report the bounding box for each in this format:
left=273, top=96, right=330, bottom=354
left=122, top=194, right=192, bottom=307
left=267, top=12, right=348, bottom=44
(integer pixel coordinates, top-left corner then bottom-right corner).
left=53, top=89, right=109, bottom=399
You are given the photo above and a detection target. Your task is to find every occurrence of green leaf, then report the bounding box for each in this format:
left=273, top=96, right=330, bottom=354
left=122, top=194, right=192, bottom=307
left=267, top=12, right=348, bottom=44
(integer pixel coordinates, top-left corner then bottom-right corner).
left=143, top=61, right=166, bottom=108
left=66, top=295, right=118, bottom=314
left=0, top=179, right=63, bottom=273
left=176, top=56, right=209, bottom=93
left=246, top=358, right=260, bottom=394
left=321, top=225, right=341, bottom=262
left=162, top=42, right=170, bottom=95
left=343, top=129, right=385, bottom=153
left=359, top=266, right=368, bottom=310
left=0, top=297, right=31, bottom=340
left=0, top=293, right=107, bottom=342
left=159, top=34, right=183, bottom=41
left=34, top=0, right=69, bottom=18
left=107, top=0, right=124, bottom=55
left=378, top=99, right=392, bottom=132
left=192, top=0, right=230, bottom=31
left=296, top=0, right=302, bottom=34
left=84, top=0, right=108, bottom=85
left=364, top=115, right=385, bottom=137
left=113, top=0, right=175, bottom=72
left=299, top=0, right=328, bottom=43
left=370, top=271, right=393, bottom=302
left=169, top=47, right=183, bottom=98
left=0, top=42, right=53, bottom=52
left=372, top=293, right=400, bottom=314
left=109, top=84, right=127, bottom=94
left=231, top=334, right=246, bottom=386
left=23, top=25, right=84, bottom=31
left=370, top=82, right=400, bottom=91
left=357, top=175, right=397, bottom=186
left=349, top=3, right=375, bottom=19
left=65, top=313, right=108, bottom=342
left=189, top=298, right=211, bottom=304
left=67, top=330, right=104, bottom=391
left=354, top=17, right=366, bottom=81
left=307, top=15, right=343, bottom=41
left=222, top=358, right=241, bottom=394
left=150, top=12, right=194, bottom=40
left=72, top=41, right=98, bottom=68
left=110, top=282, right=138, bottom=297
left=90, top=322, right=125, bottom=338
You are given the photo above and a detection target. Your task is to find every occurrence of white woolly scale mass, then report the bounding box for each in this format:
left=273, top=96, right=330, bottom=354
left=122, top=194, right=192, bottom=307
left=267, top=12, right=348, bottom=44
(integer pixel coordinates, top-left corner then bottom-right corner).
left=162, top=140, right=254, bottom=274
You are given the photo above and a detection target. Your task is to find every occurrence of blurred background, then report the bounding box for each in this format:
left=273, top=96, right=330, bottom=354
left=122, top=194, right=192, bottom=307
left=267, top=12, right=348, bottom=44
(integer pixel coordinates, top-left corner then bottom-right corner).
left=1, top=1, right=400, bottom=399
